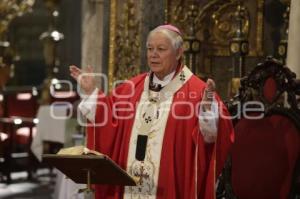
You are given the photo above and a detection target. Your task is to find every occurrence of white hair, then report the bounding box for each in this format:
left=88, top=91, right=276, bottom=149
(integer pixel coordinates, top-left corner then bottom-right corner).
left=146, top=27, right=184, bottom=50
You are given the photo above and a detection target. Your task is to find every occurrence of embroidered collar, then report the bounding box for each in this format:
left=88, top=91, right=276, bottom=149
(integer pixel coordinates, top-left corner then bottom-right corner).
left=149, top=71, right=176, bottom=92
left=143, top=65, right=193, bottom=103
left=152, top=71, right=176, bottom=87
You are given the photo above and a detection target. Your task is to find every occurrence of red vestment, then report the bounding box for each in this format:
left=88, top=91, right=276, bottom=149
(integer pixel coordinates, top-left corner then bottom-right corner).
left=86, top=72, right=234, bottom=199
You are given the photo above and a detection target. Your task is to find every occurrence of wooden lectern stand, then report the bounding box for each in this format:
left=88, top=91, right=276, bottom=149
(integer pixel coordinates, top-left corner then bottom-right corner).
left=43, top=154, right=136, bottom=199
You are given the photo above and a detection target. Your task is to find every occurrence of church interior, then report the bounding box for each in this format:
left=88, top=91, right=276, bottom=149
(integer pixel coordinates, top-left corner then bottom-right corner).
left=0, top=0, right=299, bottom=198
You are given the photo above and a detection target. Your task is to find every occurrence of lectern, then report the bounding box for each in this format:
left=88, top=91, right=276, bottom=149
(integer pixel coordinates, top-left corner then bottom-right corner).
left=43, top=154, right=137, bottom=199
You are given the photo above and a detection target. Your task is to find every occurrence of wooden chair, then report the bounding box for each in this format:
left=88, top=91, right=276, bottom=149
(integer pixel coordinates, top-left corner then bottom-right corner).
left=217, top=57, right=300, bottom=199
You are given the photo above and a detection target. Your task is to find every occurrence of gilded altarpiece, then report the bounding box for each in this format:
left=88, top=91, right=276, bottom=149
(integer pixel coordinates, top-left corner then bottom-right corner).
left=108, top=0, right=142, bottom=89
left=165, top=0, right=264, bottom=76
left=107, top=0, right=264, bottom=94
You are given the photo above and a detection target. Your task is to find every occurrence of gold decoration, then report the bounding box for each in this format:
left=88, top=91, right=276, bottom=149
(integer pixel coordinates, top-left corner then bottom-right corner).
left=230, top=43, right=239, bottom=53
left=109, top=0, right=141, bottom=89
left=166, top=0, right=264, bottom=57
left=0, top=0, right=35, bottom=37
left=229, top=77, right=241, bottom=97
left=241, top=42, right=249, bottom=53
left=278, top=45, right=286, bottom=56
left=183, top=41, right=190, bottom=50
left=164, top=0, right=169, bottom=23
left=255, top=0, right=264, bottom=56
left=277, top=0, right=290, bottom=64
left=212, top=2, right=249, bottom=45
left=0, top=0, right=35, bottom=87
left=108, top=0, right=117, bottom=90
left=192, top=41, right=200, bottom=52
left=0, top=62, right=11, bottom=87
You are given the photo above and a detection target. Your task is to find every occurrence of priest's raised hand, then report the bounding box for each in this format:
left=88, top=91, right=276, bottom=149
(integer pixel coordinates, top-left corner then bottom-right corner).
left=69, top=65, right=96, bottom=95
left=202, top=78, right=216, bottom=112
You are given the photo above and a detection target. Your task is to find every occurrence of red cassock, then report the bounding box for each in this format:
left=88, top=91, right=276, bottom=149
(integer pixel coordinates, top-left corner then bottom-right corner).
left=86, top=72, right=234, bottom=199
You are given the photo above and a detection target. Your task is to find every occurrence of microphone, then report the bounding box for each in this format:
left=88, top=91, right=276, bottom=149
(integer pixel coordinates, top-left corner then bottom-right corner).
left=135, top=135, right=148, bottom=161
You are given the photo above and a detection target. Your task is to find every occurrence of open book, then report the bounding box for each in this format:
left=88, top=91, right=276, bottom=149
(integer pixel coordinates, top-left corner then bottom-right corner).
left=44, top=146, right=138, bottom=185
left=57, top=145, right=103, bottom=156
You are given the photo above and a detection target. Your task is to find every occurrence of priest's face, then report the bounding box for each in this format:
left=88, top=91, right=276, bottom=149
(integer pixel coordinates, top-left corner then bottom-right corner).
left=147, top=32, right=180, bottom=80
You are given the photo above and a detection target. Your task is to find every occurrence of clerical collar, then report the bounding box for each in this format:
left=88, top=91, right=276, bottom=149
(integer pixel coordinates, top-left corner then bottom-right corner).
left=149, top=71, right=176, bottom=92
left=152, top=71, right=176, bottom=87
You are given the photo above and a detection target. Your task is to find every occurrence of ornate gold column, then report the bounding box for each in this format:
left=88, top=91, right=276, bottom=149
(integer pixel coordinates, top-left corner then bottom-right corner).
left=108, top=0, right=141, bottom=89
left=108, top=0, right=117, bottom=90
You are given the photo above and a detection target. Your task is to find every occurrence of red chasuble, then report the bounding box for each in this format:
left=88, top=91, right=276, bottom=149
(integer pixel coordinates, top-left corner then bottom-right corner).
left=86, top=68, right=234, bottom=199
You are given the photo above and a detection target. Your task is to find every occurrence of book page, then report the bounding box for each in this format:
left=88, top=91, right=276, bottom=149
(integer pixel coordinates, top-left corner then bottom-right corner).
left=57, top=145, right=103, bottom=156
